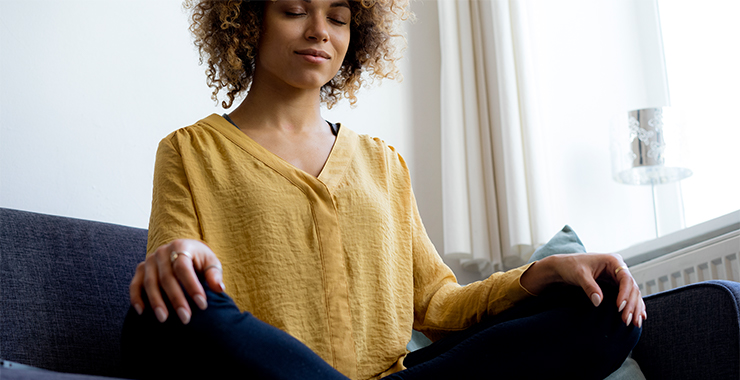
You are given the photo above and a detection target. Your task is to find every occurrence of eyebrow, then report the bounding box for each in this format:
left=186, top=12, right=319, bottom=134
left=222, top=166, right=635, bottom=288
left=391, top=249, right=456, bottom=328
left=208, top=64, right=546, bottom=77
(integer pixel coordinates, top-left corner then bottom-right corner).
left=301, top=0, right=351, bottom=9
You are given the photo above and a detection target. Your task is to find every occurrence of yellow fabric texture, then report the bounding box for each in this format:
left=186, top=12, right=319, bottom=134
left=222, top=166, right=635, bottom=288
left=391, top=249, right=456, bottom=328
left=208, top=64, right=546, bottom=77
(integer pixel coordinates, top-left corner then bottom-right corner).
left=147, top=114, right=534, bottom=380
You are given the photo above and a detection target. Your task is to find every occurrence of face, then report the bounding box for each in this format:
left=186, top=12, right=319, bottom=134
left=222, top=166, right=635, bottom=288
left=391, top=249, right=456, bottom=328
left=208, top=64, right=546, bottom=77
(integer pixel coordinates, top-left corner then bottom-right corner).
left=254, top=0, right=351, bottom=92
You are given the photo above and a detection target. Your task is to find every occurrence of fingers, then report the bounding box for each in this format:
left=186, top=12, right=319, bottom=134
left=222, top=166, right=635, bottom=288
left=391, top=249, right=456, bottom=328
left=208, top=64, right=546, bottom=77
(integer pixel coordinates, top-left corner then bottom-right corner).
left=172, top=241, right=224, bottom=301
left=130, top=239, right=224, bottom=325
left=613, top=262, right=646, bottom=327
left=615, top=266, right=633, bottom=313
left=157, top=249, right=193, bottom=325
left=558, top=253, right=646, bottom=328
left=143, top=254, right=170, bottom=323
left=629, top=285, right=643, bottom=327
left=201, top=256, right=226, bottom=294
left=578, top=274, right=604, bottom=308
left=129, top=262, right=146, bottom=315
left=172, top=254, right=208, bottom=312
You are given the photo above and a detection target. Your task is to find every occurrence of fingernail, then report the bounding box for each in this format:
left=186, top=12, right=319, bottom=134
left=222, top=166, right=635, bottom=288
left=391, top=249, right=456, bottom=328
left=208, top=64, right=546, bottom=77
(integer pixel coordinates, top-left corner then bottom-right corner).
left=590, top=293, right=601, bottom=307
left=219, top=282, right=226, bottom=292
left=194, top=294, right=207, bottom=310
left=155, top=307, right=167, bottom=323
left=134, top=303, right=143, bottom=315
left=176, top=307, right=191, bottom=325
left=637, top=315, right=642, bottom=328
left=626, top=313, right=633, bottom=326
left=618, top=300, right=627, bottom=312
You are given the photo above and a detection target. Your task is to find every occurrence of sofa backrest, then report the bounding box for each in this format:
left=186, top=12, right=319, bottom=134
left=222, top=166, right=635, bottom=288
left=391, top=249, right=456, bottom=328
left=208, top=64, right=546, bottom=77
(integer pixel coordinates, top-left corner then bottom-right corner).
left=0, top=208, right=146, bottom=377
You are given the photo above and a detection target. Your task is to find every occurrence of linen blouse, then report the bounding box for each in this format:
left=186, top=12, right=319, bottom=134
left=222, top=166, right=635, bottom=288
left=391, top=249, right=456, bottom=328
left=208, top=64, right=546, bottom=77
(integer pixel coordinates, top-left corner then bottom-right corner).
left=146, top=114, right=534, bottom=379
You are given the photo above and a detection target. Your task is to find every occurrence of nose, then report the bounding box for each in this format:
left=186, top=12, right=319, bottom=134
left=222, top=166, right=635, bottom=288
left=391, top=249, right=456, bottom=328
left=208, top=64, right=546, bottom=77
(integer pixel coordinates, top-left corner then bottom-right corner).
left=305, top=15, right=329, bottom=42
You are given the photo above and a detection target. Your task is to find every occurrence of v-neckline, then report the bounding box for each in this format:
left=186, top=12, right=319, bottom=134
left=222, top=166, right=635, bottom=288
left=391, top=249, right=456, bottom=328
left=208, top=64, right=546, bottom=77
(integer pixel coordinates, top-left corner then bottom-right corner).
left=203, top=114, right=355, bottom=191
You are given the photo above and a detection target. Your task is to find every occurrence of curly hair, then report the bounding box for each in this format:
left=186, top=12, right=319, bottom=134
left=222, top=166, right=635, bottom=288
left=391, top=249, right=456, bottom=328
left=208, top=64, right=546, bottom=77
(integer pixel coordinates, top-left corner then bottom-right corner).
left=183, top=0, right=411, bottom=109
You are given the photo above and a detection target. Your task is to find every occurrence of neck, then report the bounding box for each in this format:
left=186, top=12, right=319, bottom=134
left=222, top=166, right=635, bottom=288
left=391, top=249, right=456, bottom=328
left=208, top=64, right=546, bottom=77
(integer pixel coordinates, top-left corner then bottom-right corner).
left=229, top=72, right=326, bottom=134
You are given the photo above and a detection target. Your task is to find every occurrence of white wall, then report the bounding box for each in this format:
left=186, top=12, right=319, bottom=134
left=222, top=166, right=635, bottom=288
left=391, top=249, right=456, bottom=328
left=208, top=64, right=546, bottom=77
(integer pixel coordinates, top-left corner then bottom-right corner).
left=1, top=0, right=219, bottom=227
left=0, top=1, right=440, bottom=230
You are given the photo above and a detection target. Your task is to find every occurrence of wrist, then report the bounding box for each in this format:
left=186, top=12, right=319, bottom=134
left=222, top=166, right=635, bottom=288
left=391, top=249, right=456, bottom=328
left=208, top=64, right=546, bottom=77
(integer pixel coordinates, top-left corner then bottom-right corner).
left=542, top=255, right=565, bottom=283
left=521, top=255, right=562, bottom=295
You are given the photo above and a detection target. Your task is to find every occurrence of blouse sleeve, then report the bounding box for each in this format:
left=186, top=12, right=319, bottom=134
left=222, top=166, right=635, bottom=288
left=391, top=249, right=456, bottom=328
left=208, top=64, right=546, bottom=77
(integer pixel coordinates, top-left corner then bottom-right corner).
left=409, top=188, right=534, bottom=341
left=146, top=135, right=202, bottom=255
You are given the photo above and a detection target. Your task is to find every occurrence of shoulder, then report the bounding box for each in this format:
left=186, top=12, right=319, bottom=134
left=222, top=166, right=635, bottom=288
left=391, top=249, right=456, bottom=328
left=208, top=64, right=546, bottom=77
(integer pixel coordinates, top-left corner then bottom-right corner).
left=158, top=114, right=235, bottom=155
left=347, top=127, right=409, bottom=173
left=339, top=126, right=412, bottom=192
left=161, top=114, right=226, bottom=144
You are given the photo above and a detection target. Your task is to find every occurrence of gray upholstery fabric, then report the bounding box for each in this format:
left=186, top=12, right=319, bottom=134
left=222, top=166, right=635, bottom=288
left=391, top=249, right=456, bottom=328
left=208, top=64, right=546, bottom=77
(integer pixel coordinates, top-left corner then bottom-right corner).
left=0, top=368, right=127, bottom=380
left=0, top=208, right=145, bottom=377
left=634, top=280, right=740, bottom=379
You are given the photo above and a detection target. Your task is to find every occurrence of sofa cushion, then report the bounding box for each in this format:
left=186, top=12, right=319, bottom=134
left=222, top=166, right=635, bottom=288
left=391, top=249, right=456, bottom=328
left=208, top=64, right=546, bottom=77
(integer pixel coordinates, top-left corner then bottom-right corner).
left=0, top=208, right=146, bottom=377
left=635, top=280, right=740, bottom=379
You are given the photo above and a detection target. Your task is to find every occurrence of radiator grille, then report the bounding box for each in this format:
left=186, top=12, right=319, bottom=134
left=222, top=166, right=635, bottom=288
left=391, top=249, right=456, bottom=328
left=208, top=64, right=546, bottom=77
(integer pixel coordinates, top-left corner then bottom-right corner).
left=630, top=231, right=740, bottom=296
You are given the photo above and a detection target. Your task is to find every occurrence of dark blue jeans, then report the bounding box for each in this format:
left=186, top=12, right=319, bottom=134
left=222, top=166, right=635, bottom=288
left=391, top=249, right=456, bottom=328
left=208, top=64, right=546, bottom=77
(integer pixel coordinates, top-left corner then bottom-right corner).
left=122, top=279, right=639, bottom=380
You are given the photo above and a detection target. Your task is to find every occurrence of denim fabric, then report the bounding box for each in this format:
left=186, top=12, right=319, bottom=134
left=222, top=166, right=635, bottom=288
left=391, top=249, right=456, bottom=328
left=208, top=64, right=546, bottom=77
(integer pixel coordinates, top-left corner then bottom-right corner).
left=0, top=208, right=146, bottom=377
left=394, top=285, right=639, bottom=380
left=122, top=280, right=351, bottom=380
left=122, top=278, right=639, bottom=380
left=634, top=280, right=740, bottom=380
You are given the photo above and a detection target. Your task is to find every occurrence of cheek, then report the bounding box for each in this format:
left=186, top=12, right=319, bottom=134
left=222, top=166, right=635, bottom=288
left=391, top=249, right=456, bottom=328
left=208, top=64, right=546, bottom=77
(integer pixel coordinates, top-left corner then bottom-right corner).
left=335, top=34, right=351, bottom=61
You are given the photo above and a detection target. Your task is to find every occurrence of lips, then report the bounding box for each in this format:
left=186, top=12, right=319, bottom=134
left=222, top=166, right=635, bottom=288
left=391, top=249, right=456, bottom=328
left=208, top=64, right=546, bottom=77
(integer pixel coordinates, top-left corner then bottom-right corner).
left=295, top=49, right=331, bottom=60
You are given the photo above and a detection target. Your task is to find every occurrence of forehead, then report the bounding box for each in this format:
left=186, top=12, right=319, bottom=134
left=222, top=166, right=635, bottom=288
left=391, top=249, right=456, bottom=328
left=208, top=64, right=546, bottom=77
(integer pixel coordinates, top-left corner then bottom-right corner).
left=274, top=0, right=351, bottom=8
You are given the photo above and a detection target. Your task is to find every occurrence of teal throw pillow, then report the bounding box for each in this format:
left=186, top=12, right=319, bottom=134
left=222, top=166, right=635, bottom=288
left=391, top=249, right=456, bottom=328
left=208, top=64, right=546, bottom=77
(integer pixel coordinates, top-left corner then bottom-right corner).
left=528, top=225, right=586, bottom=263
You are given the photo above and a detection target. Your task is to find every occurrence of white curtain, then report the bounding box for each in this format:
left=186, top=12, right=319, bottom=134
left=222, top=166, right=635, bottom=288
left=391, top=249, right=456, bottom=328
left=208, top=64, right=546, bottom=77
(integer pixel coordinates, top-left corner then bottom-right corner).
left=438, top=0, right=555, bottom=276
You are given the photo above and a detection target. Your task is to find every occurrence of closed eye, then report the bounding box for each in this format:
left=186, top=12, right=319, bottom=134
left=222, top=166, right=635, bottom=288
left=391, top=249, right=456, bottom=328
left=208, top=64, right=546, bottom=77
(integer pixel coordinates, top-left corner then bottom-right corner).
left=329, top=17, right=347, bottom=26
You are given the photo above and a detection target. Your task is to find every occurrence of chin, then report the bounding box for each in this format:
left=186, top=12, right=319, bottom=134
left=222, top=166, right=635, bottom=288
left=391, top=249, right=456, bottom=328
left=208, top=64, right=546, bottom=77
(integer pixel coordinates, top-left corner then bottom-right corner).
left=288, top=76, right=336, bottom=91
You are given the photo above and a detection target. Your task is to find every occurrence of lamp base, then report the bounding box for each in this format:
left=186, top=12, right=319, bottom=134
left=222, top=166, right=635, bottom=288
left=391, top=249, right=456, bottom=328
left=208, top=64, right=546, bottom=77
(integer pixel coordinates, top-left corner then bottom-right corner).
left=615, top=166, right=692, bottom=186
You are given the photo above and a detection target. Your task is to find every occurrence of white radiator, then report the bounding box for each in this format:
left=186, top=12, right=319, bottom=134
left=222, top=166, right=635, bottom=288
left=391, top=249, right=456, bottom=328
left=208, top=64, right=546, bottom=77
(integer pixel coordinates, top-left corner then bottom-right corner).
left=629, top=230, right=740, bottom=296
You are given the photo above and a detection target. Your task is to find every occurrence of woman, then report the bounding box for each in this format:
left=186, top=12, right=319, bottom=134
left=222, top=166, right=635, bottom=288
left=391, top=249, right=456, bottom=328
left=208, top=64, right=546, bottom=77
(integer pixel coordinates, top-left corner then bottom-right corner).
left=123, top=1, right=645, bottom=379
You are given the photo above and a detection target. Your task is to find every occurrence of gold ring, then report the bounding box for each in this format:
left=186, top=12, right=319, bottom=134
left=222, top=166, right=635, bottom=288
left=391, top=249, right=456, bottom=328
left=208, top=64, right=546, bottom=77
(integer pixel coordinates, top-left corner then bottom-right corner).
left=170, top=251, right=192, bottom=264
left=204, top=264, right=222, bottom=273
left=614, top=265, right=628, bottom=276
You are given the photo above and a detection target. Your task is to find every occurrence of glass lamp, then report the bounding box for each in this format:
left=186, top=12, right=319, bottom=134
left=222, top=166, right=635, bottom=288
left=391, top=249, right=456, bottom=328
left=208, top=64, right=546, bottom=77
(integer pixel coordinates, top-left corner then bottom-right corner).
left=611, top=107, right=692, bottom=237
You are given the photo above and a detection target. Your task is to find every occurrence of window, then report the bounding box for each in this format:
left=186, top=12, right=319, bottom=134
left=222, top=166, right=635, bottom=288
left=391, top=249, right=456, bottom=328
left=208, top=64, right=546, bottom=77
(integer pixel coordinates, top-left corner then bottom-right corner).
left=658, top=0, right=740, bottom=228
left=525, top=0, right=739, bottom=256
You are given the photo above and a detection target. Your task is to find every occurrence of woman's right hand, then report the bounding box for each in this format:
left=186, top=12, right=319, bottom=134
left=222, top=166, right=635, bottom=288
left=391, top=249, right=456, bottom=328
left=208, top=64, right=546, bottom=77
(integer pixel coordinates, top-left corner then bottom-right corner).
left=129, top=239, right=225, bottom=325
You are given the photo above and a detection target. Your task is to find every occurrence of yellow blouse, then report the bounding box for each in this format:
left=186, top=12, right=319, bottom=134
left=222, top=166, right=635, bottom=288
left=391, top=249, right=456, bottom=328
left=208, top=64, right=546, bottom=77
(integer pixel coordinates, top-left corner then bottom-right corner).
left=146, top=114, right=534, bottom=379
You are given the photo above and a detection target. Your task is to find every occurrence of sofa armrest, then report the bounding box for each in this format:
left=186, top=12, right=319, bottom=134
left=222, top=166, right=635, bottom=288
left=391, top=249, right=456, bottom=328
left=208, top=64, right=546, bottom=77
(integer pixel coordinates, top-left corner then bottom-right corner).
left=632, top=280, right=740, bottom=380
left=0, top=208, right=146, bottom=377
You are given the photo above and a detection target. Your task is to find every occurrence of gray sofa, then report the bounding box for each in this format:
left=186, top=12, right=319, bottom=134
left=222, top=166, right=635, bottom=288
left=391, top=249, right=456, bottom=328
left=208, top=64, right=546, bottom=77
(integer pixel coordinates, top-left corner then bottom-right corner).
left=1, top=207, right=739, bottom=379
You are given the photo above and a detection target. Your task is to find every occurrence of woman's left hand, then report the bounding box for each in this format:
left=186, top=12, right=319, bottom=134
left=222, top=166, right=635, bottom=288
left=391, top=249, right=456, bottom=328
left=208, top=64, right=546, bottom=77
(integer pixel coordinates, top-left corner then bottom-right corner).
left=521, top=253, right=646, bottom=327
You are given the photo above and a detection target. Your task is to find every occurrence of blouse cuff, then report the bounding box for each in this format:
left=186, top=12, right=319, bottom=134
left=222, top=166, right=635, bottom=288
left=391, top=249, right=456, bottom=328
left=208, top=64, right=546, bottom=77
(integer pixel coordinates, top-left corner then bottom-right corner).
left=518, top=261, right=539, bottom=297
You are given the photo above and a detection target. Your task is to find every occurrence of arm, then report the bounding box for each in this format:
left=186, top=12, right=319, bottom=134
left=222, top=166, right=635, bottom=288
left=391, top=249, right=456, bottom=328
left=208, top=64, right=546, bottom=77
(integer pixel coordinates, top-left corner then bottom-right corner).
left=409, top=188, right=534, bottom=340
left=129, top=136, right=224, bottom=324
left=410, top=191, right=644, bottom=339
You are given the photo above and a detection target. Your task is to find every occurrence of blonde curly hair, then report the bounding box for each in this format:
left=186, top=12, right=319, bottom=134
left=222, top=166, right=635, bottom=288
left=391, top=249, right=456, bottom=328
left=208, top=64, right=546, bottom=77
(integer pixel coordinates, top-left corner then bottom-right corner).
left=183, top=0, right=411, bottom=109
